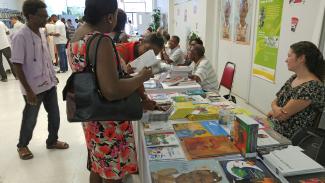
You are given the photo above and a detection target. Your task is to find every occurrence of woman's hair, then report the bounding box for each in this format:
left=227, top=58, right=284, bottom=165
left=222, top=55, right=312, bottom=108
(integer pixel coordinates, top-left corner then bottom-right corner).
left=143, top=33, right=165, bottom=49
left=113, top=9, right=127, bottom=32
left=22, top=0, right=47, bottom=20
left=290, top=41, right=325, bottom=81
left=190, top=37, right=203, bottom=45
left=84, top=0, right=118, bottom=25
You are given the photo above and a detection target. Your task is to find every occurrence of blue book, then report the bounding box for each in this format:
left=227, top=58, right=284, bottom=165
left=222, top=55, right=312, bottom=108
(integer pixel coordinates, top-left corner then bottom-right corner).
left=201, top=121, right=229, bottom=136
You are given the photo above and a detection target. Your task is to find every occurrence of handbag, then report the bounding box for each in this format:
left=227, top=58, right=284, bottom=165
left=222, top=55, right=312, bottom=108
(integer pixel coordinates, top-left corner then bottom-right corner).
left=63, top=33, right=143, bottom=122
left=291, top=127, right=325, bottom=166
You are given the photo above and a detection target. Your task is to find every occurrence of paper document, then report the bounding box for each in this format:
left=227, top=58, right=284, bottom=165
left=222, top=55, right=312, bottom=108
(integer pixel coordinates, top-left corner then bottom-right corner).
left=129, top=49, right=158, bottom=72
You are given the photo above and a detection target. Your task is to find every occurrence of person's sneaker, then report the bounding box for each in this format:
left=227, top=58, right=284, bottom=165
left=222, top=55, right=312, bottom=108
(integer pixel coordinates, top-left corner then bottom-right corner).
left=1, top=78, right=8, bottom=82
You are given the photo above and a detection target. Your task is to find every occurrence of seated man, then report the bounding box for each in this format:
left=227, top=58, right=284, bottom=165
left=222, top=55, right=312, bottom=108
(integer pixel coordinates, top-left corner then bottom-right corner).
left=188, top=44, right=218, bottom=91
left=161, top=35, right=184, bottom=65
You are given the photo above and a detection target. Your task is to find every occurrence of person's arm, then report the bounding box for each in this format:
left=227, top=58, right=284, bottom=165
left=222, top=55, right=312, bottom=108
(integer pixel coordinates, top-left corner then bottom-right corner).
left=95, top=37, right=152, bottom=101
left=272, top=99, right=311, bottom=121
left=14, top=64, right=37, bottom=105
left=188, top=74, right=201, bottom=82
left=189, top=60, right=208, bottom=83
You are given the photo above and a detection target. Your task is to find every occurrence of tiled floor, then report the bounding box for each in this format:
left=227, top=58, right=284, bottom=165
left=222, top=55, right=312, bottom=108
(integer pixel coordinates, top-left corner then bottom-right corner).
left=0, top=72, right=264, bottom=183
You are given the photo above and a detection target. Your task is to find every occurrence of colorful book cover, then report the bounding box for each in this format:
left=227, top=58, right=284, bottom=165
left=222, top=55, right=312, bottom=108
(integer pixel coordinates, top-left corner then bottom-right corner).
left=181, top=136, right=240, bottom=159
left=144, top=121, right=174, bottom=134
left=201, top=121, right=229, bottom=136
left=233, top=115, right=259, bottom=156
left=219, top=159, right=280, bottom=183
left=186, top=105, right=219, bottom=121
left=147, top=146, right=185, bottom=161
left=169, top=102, right=195, bottom=120
left=172, top=96, right=195, bottom=103
left=149, top=93, right=169, bottom=101
left=173, top=122, right=212, bottom=138
left=150, top=159, right=227, bottom=183
left=145, top=132, right=179, bottom=147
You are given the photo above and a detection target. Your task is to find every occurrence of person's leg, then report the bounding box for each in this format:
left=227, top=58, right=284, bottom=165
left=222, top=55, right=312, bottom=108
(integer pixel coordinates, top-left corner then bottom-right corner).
left=60, top=44, right=68, bottom=72
left=2, top=47, right=16, bottom=78
left=17, top=93, right=43, bottom=148
left=42, top=87, right=60, bottom=146
left=90, top=171, right=102, bottom=183
left=57, top=44, right=64, bottom=72
left=0, top=50, right=7, bottom=80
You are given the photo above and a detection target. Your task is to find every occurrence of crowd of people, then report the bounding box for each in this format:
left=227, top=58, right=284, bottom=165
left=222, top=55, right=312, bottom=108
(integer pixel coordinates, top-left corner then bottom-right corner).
left=0, top=0, right=324, bottom=183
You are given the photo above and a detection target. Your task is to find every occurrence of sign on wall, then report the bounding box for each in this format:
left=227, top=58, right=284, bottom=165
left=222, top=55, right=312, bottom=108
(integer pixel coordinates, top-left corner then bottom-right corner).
left=252, top=0, right=284, bottom=82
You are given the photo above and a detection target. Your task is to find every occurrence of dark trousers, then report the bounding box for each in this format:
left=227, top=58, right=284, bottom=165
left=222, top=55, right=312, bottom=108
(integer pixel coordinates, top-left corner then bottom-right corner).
left=17, top=87, right=60, bottom=148
left=0, top=47, right=16, bottom=79
left=56, top=44, right=68, bottom=72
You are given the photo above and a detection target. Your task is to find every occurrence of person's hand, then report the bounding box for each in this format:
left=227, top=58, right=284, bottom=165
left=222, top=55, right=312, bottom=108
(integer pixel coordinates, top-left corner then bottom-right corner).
left=126, top=64, right=135, bottom=74
left=26, top=91, right=38, bottom=106
left=142, top=99, right=157, bottom=111
left=139, top=67, right=153, bottom=82
left=272, top=106, right=287, bottom=121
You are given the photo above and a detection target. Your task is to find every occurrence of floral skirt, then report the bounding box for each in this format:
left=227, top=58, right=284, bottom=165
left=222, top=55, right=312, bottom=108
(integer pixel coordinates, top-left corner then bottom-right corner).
left=82, top=121, right=138, bottom=180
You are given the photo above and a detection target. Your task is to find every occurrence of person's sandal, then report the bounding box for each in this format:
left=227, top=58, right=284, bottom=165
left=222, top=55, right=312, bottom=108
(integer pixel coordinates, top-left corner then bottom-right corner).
left=17, top=147, right=34, bottom=160
left=46, top=141, right=69, bottom=149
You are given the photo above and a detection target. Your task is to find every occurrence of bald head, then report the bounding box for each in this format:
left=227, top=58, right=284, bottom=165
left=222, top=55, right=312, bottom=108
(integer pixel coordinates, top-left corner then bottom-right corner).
left=189, top=44, right=205, bottom=62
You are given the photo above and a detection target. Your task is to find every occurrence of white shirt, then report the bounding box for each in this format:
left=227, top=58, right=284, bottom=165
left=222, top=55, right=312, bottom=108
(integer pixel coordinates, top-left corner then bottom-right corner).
left=168, top=47, right=184, bottom=65
left=190, top=57, right=219, bottom=91
left=0, top=21, right=10, bottom=50
left=54, top=20, right=67, bottom=44
left=12, top=21, right=24, bottom=35
left=45, top=23, right=55, bottom=34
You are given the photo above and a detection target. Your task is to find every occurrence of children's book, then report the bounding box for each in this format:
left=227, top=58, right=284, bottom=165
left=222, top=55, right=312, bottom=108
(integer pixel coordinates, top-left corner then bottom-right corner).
left=150, top=159, right=228, bottom=183
left=173, top=122, right=211, bottom=138
left=147, top=146, right=185, bottom=161
left=219, top=159, right=280, bottom=183
left=169, top=102, right=195, bottom=120
left=186, top=105, right=219, bottom=121
left=144, top=121, right=174, bottom=134
left=201, top=121, right=229, bottom=136
left=145, top=132, right=179, bottom=147
left=181, top=136, right=240, bottom=159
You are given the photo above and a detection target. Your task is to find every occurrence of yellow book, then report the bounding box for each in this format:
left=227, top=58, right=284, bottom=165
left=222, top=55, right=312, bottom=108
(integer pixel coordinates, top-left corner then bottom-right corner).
left=186, top=105, right=219, bottom=121
left=169, top=102, right=195, bottom=120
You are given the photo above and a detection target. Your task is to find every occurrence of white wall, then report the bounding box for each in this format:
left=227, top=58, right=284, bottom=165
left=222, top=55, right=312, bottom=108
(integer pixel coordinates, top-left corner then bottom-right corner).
left=0, top=0, right=18, bottom=10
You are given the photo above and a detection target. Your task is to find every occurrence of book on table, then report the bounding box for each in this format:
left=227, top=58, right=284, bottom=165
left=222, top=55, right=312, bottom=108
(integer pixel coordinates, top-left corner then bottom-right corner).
left=262, top=145, right=325, bottom=177
left=181, top=136, right=240, bottom=159
left=149, top=159, right=228, bottom=183
left=173, top=120, right=228, bottom=138
left=285, top=171, right=325, bottom=183
left=144, top=121, right=174, bottom=134
left=147, top=146, right=185, bottom=161
left=218, top=158, right=281, bottom=183
left=145, top=132, right=179, bottom=147
left=232, top=115, right=259, bottom=158
left=186, top=105, right=219, bottom=121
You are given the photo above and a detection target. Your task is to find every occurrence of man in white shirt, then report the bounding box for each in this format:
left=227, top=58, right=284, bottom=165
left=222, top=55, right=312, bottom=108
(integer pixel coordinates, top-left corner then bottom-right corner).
left=0, top=21, right=16, bottom=82
left=161, top=35, right=184, bottom=65
left=188, top=44, right=218, bottom=91
left=10, top=16, right=24, bottom=35
left=50, top=14, right=68, bottom=73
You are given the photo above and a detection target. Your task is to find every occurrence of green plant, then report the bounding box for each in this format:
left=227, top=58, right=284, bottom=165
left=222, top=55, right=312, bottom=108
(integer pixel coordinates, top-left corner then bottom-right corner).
left=150, top=9, right=161, bottom=32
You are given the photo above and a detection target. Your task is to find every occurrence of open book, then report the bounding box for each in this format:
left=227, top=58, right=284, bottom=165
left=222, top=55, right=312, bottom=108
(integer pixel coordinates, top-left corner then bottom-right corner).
left=129, top=49, right=159, bottom=72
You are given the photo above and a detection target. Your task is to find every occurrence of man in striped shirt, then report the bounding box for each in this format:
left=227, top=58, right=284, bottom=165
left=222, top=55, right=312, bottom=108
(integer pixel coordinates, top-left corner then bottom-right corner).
left=188, top=44, right=218, bottom=91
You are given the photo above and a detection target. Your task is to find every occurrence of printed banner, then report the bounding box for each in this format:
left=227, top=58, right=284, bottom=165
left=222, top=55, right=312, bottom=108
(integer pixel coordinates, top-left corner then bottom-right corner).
left=253, top=0, right=284, bottom=82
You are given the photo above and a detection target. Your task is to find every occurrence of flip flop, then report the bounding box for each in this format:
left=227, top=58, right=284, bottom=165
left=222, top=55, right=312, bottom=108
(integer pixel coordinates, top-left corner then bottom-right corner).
left=17, top=147, right=34, bottom=160
left=46, top=141, right=69, bottom=149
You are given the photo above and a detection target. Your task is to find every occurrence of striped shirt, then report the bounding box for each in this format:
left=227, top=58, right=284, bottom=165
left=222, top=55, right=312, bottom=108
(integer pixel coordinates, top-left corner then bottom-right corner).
left=190, top=57, right=218, bottom=91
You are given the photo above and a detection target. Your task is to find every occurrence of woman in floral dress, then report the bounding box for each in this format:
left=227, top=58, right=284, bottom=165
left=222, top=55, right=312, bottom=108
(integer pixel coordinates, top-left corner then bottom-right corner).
left=268, top=41, right=325, bottom=139
left=68, top=0, right=152, bottom=182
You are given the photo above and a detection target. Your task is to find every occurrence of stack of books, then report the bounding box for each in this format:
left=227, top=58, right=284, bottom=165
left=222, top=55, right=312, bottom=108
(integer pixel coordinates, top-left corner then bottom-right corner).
left=169, top=65, right=192, bottom=78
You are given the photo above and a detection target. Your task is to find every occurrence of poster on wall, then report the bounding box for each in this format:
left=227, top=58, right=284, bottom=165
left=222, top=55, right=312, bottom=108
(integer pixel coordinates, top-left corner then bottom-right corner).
left=220, top=0, right=234, bottom=41
left=184, top=9, right=188, bottom=22
left=253, top=0, right=284, bottom=83
left=233, top=0, right=253, bottom=44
